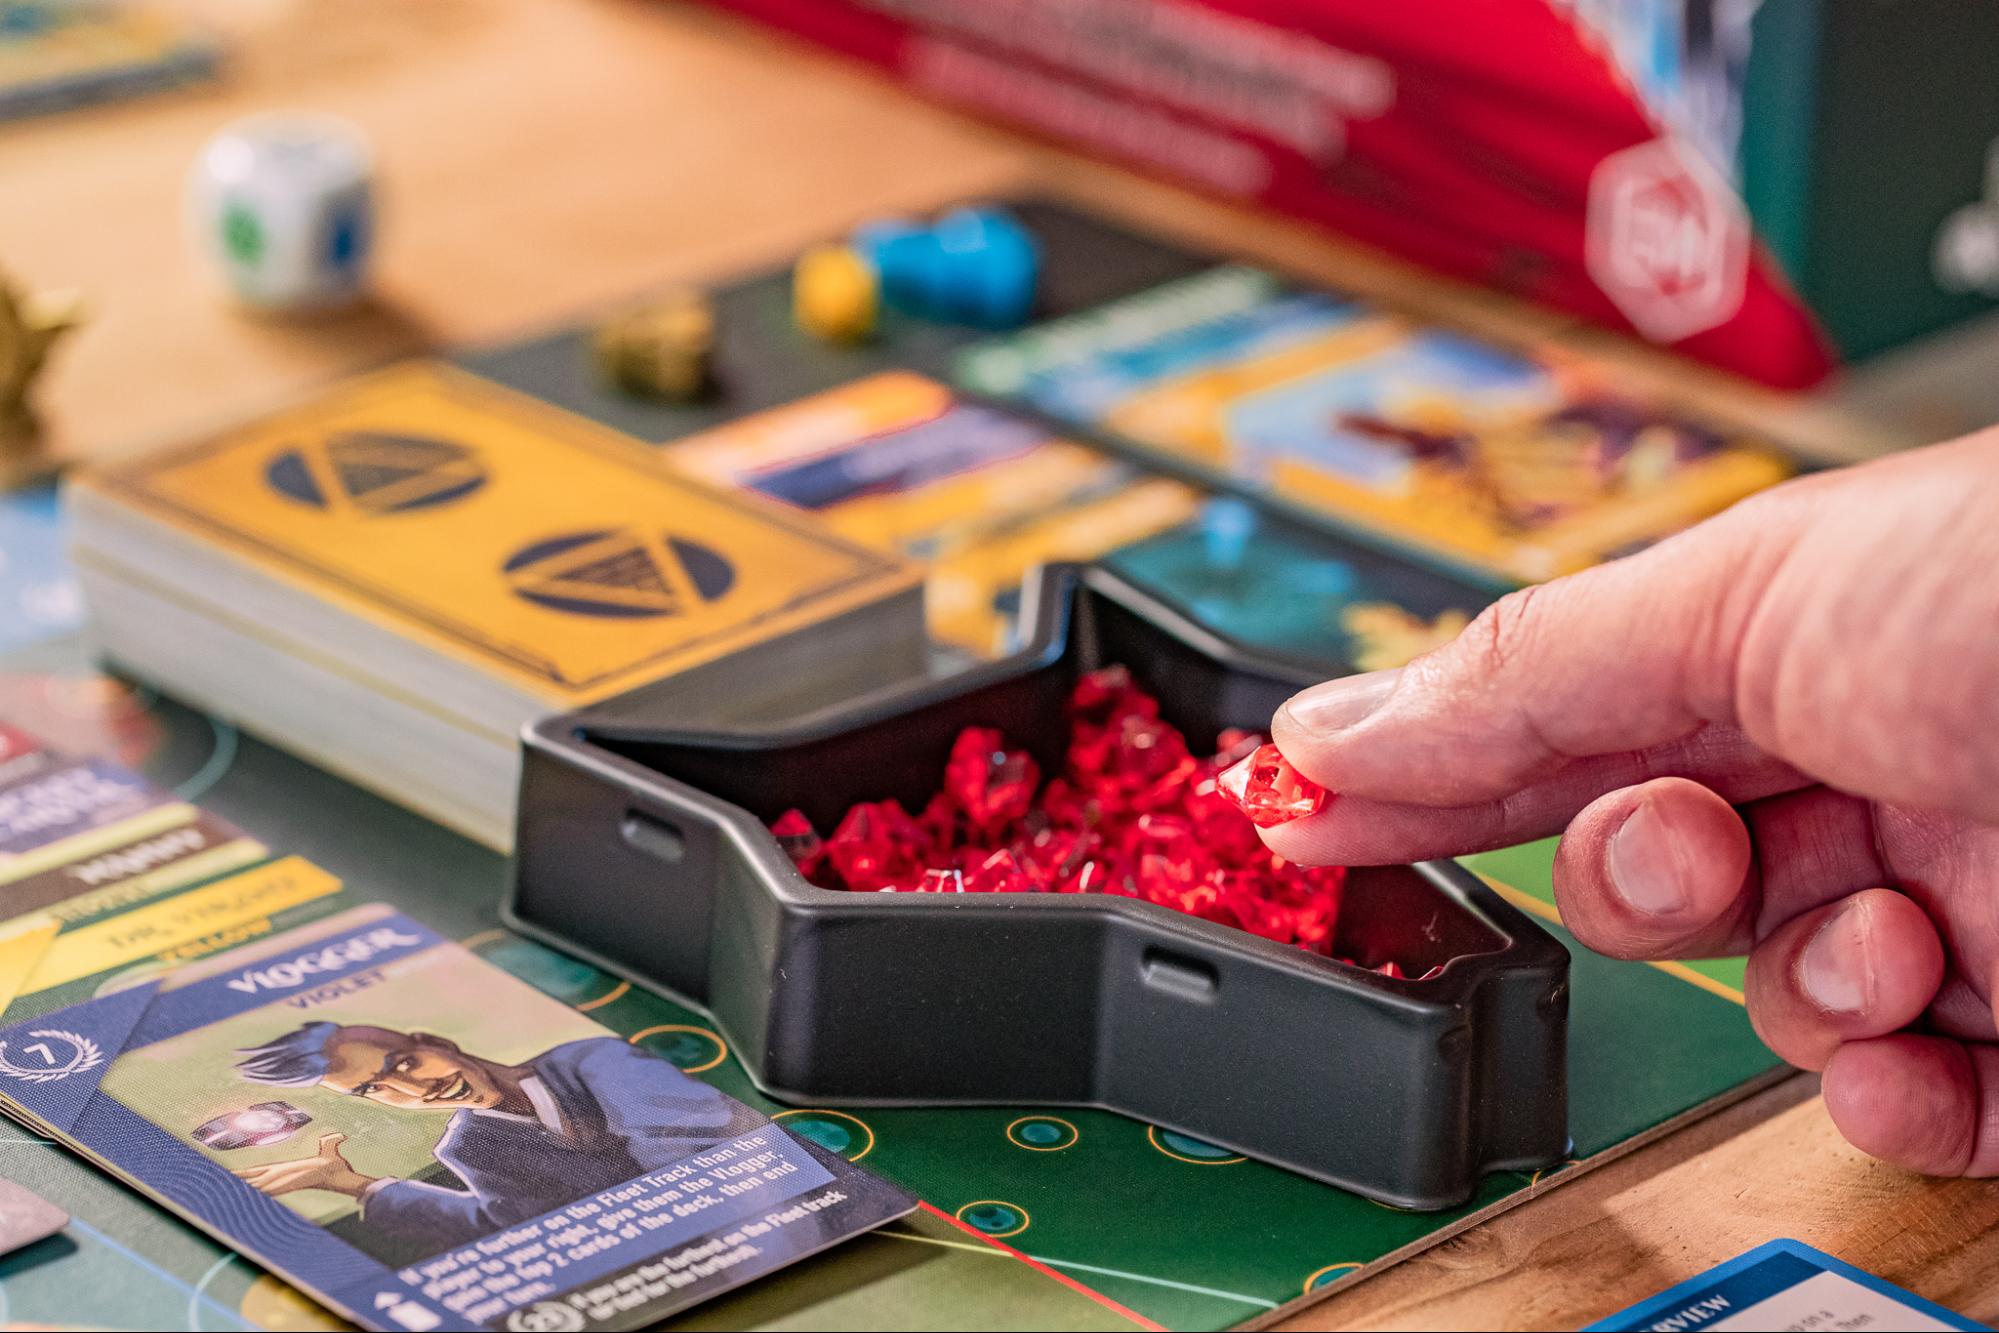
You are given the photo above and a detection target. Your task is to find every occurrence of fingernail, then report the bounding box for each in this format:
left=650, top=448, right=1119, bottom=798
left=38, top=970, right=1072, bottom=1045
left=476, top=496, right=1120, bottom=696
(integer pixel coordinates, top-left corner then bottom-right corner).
left=1280, top=669, right=1402, bottom=735
left=1801, top=903, right=1873, bottom=1015
left=1607, top=797, right=1690, bottom=917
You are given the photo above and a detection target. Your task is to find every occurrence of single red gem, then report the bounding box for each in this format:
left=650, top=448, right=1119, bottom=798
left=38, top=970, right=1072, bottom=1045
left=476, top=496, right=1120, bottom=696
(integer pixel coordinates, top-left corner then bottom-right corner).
left=918, top=867, right=968, bottom=894
left=825, top=800, right=925, bottom=891
left=771, top=809, right=825, bottom=876
left=1213, top=727, right=1264, bottom=767
left=1216, top=743, right=1329, bottom=828
left=943, top=727, right=1040, bottom=832
left=1069, top=666, right=1156, bottom=728
left=964, top=848, right=1034, bottom=894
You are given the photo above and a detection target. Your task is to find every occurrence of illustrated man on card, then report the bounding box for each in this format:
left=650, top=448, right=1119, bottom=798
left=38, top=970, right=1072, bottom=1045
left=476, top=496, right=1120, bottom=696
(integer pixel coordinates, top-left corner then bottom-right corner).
left=227, top=1022, right=765, bottom=1247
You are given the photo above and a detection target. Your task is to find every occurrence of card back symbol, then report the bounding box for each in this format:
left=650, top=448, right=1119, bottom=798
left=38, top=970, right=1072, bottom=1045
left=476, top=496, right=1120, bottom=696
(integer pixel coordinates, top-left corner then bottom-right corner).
left=502, top=529, right=736, bottom=619
left=0, top=1029, right=103, bottom=1083
left=265, top=432, right=487, bottom=514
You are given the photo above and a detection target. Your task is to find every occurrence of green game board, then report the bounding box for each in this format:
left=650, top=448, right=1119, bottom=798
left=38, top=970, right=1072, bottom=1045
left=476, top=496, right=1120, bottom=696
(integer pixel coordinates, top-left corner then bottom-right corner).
left=0, top=198, right=1791, bottom=1330
left=0, top=629, right=1783, bottom=1332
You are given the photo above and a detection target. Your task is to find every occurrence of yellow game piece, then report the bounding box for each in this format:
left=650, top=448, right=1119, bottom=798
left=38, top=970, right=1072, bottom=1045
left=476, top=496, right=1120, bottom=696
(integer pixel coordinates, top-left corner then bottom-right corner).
left=793, top=243, right=878, bottom=342
left=591, top=289, right=714, bottom=401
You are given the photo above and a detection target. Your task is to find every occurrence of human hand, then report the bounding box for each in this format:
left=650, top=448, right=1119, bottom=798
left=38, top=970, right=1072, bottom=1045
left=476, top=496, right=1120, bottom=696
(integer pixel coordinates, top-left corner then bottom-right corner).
left=231, top=1131, right=376, bottom=1198
left=1260, top=431, right=1999, bottom=1176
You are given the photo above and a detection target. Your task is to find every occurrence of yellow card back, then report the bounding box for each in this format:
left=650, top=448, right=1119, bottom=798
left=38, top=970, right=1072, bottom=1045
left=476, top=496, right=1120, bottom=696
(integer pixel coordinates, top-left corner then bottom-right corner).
left=83, top=363, right=920, bottom=706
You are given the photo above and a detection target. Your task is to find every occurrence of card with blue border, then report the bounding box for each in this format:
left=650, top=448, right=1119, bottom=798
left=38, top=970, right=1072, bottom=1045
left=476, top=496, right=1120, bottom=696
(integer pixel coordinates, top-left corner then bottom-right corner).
left=0, top=904, right=914, bottom=1330
left=1586, top=1237, right=1987, bottom=1332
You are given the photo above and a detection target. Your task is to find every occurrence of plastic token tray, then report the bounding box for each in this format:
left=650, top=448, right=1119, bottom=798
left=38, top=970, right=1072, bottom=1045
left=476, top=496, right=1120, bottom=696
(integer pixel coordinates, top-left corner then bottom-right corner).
left=505, top=564, right=1569, bottom=1208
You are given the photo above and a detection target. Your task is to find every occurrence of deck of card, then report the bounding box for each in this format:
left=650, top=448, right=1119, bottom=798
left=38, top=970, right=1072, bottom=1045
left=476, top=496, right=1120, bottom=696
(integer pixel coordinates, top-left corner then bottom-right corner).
left=67, top=362, right=927, bottom=849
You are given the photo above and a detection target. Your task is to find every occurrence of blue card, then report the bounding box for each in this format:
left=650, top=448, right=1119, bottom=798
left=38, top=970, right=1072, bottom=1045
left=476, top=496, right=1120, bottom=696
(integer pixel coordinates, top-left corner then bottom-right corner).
left=1586, top=1238, right=1986, bottom=1332
left=0, top=904, right=915, bottom=1330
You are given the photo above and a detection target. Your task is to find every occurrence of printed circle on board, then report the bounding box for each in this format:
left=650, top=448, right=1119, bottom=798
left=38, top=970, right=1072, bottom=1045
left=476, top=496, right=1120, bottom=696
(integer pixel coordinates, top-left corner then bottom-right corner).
left=1304, top=1262, right=1362, bottom=1294
left=1006, top=1115, right=1079, bottom=1152
left=266, top=432, right=487, bottom=514
left=503, top=529, right=735, bottom=620
left=476, top=934, right=615, bottom=1007
left=1147, top=1126, right=1247, bottom=1165
left=954, top=1200, right=1030, bottom=1239
left=627, top=1024, right=727, bottom=1075
left=772, top=1108, right=876, bottom=1162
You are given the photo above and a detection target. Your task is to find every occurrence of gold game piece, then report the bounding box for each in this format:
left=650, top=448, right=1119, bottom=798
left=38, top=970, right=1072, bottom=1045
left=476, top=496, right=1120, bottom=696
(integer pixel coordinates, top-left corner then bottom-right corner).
left=0, top=267, right=83, bottom=486
left=591, top=289, right=715, bottom=402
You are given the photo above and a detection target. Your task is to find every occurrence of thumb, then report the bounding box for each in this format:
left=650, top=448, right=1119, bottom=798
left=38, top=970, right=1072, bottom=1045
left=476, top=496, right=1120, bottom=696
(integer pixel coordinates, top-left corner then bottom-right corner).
left=317, top=1131, right=348, bottom=1158
left=1270, top=504, right=1798, bottom=809
left=1272, top=436, right=1999, bottom=821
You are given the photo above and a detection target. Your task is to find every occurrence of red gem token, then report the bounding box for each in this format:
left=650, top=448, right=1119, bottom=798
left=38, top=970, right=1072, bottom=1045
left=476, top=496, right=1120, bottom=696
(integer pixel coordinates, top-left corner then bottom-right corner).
left=766, top=666, right=1421, bottom=970
left=1215, top=744, right=1329, bottom=828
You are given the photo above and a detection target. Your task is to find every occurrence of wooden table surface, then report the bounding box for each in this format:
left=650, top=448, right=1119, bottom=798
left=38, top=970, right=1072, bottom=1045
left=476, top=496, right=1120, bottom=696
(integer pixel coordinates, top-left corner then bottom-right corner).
left=5, top=2, right=1995, bottom=1328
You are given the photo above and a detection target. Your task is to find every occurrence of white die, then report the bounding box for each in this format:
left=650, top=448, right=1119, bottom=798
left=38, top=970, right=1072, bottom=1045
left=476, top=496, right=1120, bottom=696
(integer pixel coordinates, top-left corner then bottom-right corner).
left=188, top=112, right=374, bottom=312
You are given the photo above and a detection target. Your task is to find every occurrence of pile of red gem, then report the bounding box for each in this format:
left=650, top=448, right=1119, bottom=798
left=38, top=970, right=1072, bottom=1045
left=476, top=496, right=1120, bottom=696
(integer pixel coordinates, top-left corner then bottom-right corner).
left=770, top=667, right=1422, bottom=973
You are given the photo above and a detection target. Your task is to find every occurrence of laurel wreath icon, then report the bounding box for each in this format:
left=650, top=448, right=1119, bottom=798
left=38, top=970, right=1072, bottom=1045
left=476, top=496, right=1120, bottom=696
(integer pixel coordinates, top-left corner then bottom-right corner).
left=0, top=1030, right=104, bottom=1083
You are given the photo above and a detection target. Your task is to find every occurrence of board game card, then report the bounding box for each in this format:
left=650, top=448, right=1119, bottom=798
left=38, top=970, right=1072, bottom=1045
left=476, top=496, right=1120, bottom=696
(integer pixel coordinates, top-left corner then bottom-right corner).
left=73, top=361, right=921, bottom=709
left=668, top=370, right=1201, bottom=654
left=958, top=266, right=1793, bottom=582
left=0, top=732, right=319, bottom=1025
left=0, top=753, right=178, bottom=870
left=0, top=904, right=917, bottom=1331
left=1103, top=497, right=1493, bottom=673
left=0, top=721, right=49, bottom=785
left=1586, top=1238, right=1987, bottom=1331
left=0, top=803, right=267, bottom=921
left=0, top=1177, right=67, bottom=1257
left=0, top=852, right=338, bottom=1025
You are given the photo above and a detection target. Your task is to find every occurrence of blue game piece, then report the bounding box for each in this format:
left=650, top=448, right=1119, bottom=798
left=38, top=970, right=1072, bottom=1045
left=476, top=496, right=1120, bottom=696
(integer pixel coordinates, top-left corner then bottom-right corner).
left=851, top=207, right=1040, bottom=328
left=1198, top=497, right=1259, bottom=572
left=934, top=207, right=1039, bottom=328
left=853, top=218, right=936, bottom=314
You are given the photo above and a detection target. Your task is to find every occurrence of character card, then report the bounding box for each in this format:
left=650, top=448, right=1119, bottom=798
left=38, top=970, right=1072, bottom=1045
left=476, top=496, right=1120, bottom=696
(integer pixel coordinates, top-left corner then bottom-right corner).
left=668, top=371, right=1200, bottom=654
left=958, top=266, right=1793, bottom=582
left=0, top=905, right=916, bottom=1330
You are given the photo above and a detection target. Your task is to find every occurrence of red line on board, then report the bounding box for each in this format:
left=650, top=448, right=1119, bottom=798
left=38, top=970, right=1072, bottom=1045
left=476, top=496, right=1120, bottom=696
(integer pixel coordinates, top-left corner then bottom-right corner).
left=919, top=1200, right=1167, bottom=1331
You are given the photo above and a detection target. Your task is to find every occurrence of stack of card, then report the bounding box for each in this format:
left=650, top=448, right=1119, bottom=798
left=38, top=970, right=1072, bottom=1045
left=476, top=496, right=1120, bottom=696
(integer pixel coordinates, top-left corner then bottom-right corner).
left=0, top=723, right=915, bottom=1330
left=0, top=726, right=343, bottom=1023
left=67, top=363, right=927, bottom=849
